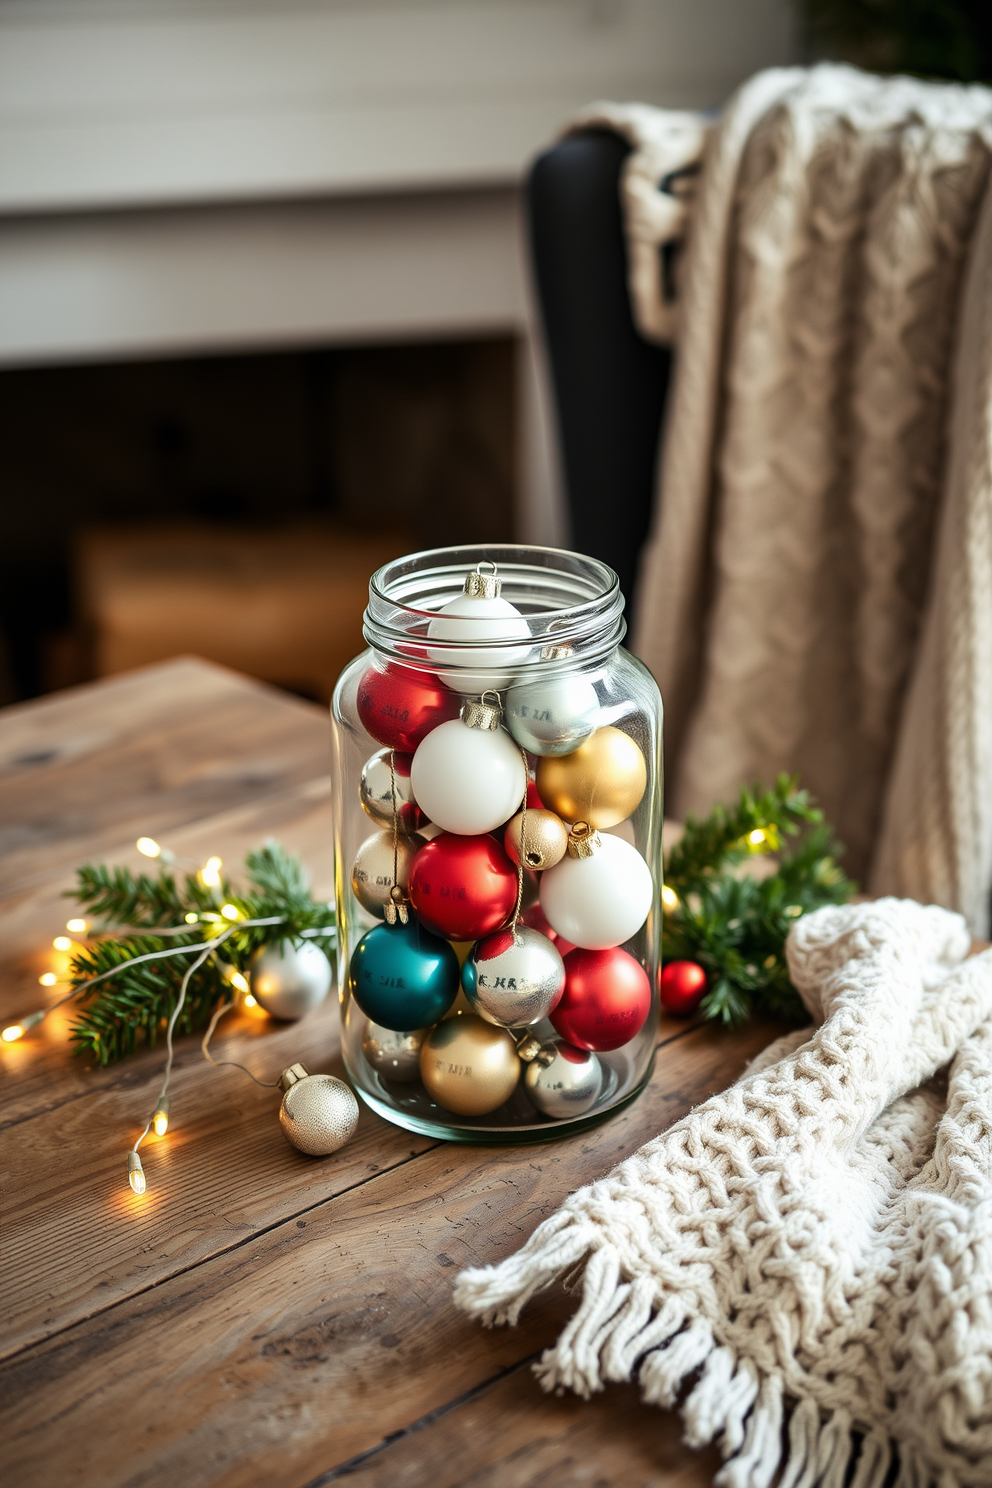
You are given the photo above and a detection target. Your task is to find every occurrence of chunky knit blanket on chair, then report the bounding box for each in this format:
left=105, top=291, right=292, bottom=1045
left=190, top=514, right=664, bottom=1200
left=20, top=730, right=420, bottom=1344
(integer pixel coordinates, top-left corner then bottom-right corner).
left=455, top=901, right=992, bottom=1487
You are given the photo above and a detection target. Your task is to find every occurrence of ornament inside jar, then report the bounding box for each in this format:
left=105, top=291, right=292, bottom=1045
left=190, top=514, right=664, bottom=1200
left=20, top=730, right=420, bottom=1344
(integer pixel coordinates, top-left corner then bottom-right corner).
left=410, top=694, right=526, bottom=837
left=540, top=821, right=652, bottom=950
left=408, top=831, right=517, bottom=941
left=349, top=910, right=459, bottom=1031
left=552, top=946, right=652, bottom=1051
left=523, top=1039, right=602, bottom=1118
left=427, top=562, right=531, bottom=693
left=351, top=829, right=424, bottom=918
left=419, top=1014, right=521, bottom=1115
left=361, top=1021, right=428, bottom=1082
left=357, top=662, right=459, bottom=751
left=360, top=749, right=425, bottom=834
left=505, top=642, right=599, bottom=756
left=503, top=807, right=568, bottom=871
left=536, top=725, right=646, bottom=830
left=462, top=925, right=565, bottom=1028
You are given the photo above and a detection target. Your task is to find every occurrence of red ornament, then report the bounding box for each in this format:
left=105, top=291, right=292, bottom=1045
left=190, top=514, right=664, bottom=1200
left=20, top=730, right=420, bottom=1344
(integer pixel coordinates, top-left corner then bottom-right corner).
left=357, top=663, right=458, bottom=753
left=659, top=960, right=707, bottom=1017
left=409, top=833, right=517, bottom=941
left=520, top=902, right=575, bottom=957
left=526, top=778, right=545, bottom=810
left=551, top=947, right=651, bottom=1052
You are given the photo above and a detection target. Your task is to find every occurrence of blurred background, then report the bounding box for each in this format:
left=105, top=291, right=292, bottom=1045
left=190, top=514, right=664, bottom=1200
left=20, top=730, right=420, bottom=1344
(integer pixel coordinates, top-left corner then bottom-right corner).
left=1, top=0, right=987, bottom=706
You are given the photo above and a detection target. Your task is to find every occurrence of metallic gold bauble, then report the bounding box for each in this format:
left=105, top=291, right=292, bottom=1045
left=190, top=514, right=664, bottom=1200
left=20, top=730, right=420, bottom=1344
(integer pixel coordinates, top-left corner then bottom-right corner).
left=250, top=941, right=332, bottom=1020
left=351, top=830, right=424, bottom=918
left=536, top=726, right=647, bottom=830
left=503, top=808, right=569, bottom=871
left=419, top=1015, right=520, bottom=1115
left=524, top=1041, right=602, bottom=1119
left=361, top=1022, right=427, bottom=1082
left=278, top=1064, right=359, bottom=1155
left=360, top=748, right=425, bottom=834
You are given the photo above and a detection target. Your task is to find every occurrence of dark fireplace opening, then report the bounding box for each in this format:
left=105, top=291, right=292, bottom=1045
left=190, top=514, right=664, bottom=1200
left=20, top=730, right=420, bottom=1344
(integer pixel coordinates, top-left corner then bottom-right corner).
left=0, top=334, right=518, bottom=704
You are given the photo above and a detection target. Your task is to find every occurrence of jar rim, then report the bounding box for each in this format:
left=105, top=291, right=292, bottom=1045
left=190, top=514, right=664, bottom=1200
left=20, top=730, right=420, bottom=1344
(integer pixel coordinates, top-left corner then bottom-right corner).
left=364, top=543, right=626, bottom=670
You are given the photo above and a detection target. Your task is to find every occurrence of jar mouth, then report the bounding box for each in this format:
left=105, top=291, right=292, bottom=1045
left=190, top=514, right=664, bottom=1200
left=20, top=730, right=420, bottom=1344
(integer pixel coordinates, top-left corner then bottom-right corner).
left=363, top=543, right=626, bottom=673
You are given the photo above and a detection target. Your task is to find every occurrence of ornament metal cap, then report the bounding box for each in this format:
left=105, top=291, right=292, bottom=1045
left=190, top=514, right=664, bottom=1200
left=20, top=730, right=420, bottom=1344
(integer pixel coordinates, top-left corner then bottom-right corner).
left=460, top=694, right=502, bottom=731
left=515, top=1032, right=556, bottom=1065
left=462, top=561, right=501, bottom=599
left=383, top=886, right=410, bottom=925
left=567, top=821, right=602, bottom=859
left=278, top=1061, right=310, bottom=1092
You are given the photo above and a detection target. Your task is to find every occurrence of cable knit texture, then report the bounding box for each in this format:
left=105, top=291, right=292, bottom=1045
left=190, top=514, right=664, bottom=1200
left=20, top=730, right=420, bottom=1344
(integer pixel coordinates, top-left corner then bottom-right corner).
left=455, top=901, right=992, bottom=1487
left=628, top=67, right=992, bottom=933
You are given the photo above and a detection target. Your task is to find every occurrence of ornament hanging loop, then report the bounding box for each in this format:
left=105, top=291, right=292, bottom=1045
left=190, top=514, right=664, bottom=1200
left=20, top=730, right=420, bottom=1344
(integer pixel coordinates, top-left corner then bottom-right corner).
left=461, top=694, right=502, bottom=731
left=463, top=560, right=501, bottom=600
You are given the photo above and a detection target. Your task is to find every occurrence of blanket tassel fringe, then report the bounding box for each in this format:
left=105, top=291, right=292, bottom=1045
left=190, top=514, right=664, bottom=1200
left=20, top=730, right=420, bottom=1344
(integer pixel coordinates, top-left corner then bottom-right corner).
left=454, top=1227, right=925, bottom=1488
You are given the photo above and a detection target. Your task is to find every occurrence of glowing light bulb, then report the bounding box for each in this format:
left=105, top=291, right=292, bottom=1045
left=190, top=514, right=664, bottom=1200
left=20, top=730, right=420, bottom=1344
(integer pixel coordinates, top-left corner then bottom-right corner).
left=3, top=1024, right=24, bottom=1042
left=53, top=935, right=72, bottom=951
left=66, top=918, right=87, bottom=934
left=152, top=1099, right=169, bottom=1137
left=661, top=885, right=680, bottom=912
left=136, top=837, right=162, bottom=858
left=748, top=828, right=767, bottom=847
left=229, top=971, right=250, bottom=995
left=200, top=856, right=223, bottom=888
left=184, top=912, right=199, bottom=924
left=127, top=1151, right=146, bottom=1194
left=220, top=903, right=240, bottom=921
left=243, top=993, right=258, bottom=1009
left=39, top=972, right=58, bottom=987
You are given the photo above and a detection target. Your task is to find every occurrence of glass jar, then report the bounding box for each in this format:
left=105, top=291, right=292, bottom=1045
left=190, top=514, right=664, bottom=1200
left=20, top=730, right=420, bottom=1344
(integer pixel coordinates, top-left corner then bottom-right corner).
left=331, top=543, right=663, bottom=1141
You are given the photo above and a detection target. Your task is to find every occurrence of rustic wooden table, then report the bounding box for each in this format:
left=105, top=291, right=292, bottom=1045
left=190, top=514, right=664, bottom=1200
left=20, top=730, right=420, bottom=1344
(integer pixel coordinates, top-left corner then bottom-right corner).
left=1, top=658, right=784, bottom=1488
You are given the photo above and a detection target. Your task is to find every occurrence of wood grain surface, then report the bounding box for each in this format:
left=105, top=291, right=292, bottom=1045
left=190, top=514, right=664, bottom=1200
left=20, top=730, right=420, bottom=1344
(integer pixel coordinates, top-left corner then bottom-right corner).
left=0, top=659, right=786, bottom=1488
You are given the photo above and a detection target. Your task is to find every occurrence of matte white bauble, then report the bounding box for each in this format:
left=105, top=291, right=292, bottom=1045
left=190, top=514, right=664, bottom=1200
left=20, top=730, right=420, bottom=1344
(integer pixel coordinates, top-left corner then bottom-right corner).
left=411, top=719, right=526, bottom=836
left=505, top=673, right=599, bottom=756
left=427, top=593, right=532, bottom=694
left=540, top=831, right=652, bottom=949
left=250, top=941, right=332, bottom=1019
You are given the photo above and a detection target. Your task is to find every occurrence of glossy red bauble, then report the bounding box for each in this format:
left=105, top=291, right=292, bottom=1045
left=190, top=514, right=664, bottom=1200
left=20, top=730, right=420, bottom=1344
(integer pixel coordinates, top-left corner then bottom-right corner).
left=659, top=960, right=708, bottom=1017
left=408, top=833, right=517, bottom=941
left=520, top=902, right=575, bottom=957
left=357, top=663, right=459, bottom=753
left=551, top=947, right=651, bottom=1052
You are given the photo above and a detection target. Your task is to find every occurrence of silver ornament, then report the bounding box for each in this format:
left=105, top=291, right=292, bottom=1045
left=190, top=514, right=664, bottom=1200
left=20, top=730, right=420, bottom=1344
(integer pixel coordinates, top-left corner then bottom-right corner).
left=351, top=830, right=424, bottom=918
left=524, top=1041, right=602, bottom=1119
left=250, top=941, right=332, bottom=1020
left=361, top=1021, right=428, bottom=1082
left=278, top=1063, right=359, bottom=1155
left=463, top=925, right=565, bottom=1028
left=360, top=748, right=425, bottom=834
left=505, top=672, right=599, bottom=757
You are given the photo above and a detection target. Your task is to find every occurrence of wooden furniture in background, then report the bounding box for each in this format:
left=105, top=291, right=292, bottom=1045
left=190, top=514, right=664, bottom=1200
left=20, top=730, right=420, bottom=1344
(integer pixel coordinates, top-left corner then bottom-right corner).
left=1, top=657, right=784, bottom=1487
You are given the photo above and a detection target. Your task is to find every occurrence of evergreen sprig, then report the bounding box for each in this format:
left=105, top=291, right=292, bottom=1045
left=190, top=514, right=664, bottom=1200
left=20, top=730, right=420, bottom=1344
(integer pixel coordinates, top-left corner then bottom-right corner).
left=663, top=775, right=854, bottom=1027
left=65, top=842, right=335, bottom=1065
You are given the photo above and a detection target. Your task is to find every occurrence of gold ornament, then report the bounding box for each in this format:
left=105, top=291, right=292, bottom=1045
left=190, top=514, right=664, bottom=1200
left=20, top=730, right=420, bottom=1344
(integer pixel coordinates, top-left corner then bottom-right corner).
left=278, top=1063, right=359, bottom=1155
left=351, top=830, right=424, bottom=918
left=419, top=1015, right=520, bottom=1115
left=503, top=808, right=569, bottom=871
left=536, top=725, right=646, bottom=829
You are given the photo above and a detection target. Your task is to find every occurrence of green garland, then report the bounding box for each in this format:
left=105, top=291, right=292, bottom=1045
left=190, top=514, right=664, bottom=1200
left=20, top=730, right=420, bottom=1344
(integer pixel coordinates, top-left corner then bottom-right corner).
left=65, top=843, right=335, bottom=1065
left=662, top=775, right=855, bottom=1027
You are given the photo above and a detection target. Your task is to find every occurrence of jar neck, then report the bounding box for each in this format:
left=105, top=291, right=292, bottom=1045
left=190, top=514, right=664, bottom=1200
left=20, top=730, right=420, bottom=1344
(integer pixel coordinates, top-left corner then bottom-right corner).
left=363, top=544, right=626, bottom=676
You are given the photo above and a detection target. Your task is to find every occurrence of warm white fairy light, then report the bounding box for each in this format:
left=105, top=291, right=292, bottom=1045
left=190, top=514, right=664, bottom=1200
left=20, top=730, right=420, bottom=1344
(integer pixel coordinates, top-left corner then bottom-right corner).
left=127, top=1151, right=146, bottom=1194
left=39, top=972, right=58, bottom=987
left=53, top=935, right=72, bottom=952
left=200, top=856, right=223, bottom=888
left=66, top=918, right=87, bottom=934
left=229, top=971, right=251, bottom=994
left=220, top=903, right=240, bottom=921
left=661, top=884, right=680, bottom=912
left=136, top=837, right=162, bottom=858
left=748, top=828, right=767, bottom=847
left=152, top=1098, right=170, bottom=1136
left=242, top=994, right=258, bottom=1008
left=184, top=912, right=199, bottom=924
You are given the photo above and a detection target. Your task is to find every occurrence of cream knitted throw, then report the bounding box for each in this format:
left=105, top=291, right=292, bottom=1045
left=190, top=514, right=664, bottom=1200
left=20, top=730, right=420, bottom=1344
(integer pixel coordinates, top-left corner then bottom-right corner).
left=455, top=900, right=992, bottom=1487
left=624, top=67, right=992, bottom=935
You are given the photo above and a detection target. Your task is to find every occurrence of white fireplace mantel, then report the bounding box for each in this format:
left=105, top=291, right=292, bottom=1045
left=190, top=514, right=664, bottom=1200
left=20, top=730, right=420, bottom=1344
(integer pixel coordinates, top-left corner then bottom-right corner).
left=0, top=0, right=795, bottom=540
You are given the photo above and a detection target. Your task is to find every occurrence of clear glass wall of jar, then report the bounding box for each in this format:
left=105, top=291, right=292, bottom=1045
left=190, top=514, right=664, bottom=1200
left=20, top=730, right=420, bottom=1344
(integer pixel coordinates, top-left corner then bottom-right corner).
left=331, top=544, right=663, bottom=1141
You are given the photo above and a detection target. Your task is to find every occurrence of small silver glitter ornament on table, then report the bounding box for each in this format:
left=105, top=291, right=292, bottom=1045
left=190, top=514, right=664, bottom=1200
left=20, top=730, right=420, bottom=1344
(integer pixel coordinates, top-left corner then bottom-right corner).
left=351, top=829, right=424, bottom=917
left=250, top=941, right=332, bottom=1019
left=360, top=748, right=425, bottom=833
left=278, top=1063, right=359, bottom=1154
left=361, top=1021, right=427, bottom=1082
left=523, top=1040, right=602, bottom=1119
left=504, top=644, right=600, bottom=757
left=462, top=925, right=565, bottom=1028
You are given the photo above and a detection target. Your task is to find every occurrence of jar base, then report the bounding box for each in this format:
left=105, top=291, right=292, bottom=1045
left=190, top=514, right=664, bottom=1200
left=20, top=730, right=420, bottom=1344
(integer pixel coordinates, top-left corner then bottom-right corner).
left=351, top=1049, right=656, bottom=1144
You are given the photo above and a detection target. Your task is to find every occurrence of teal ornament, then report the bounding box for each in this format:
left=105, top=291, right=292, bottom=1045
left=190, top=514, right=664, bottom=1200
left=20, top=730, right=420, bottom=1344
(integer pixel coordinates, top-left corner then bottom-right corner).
left=505, top=672, right=599, bottom=757
left=349, top=917, right=459, bottom=1032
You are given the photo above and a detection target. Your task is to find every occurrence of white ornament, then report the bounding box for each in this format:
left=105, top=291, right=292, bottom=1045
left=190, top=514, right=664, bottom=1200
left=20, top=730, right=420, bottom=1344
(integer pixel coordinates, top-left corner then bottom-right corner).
left=410, top=700, right=526, bottom=836
left=278, top=1063, right=359, bottom=1155
left=250, top=941, right=332, bottom=1019
left=540, top=825, right=652, bottom=950
left=427, top=566, right=531, bottom=693
left=505, top=670, right=599, bottom=757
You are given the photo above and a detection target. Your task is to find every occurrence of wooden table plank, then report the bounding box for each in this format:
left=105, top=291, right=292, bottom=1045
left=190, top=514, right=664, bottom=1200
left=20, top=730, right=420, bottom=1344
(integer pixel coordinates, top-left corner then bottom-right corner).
left=323, top=1360, right=724, bottom=1488
left=0, top=658, right=329, bottom=894
left=0, top=1017, right=780, bottom=1488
